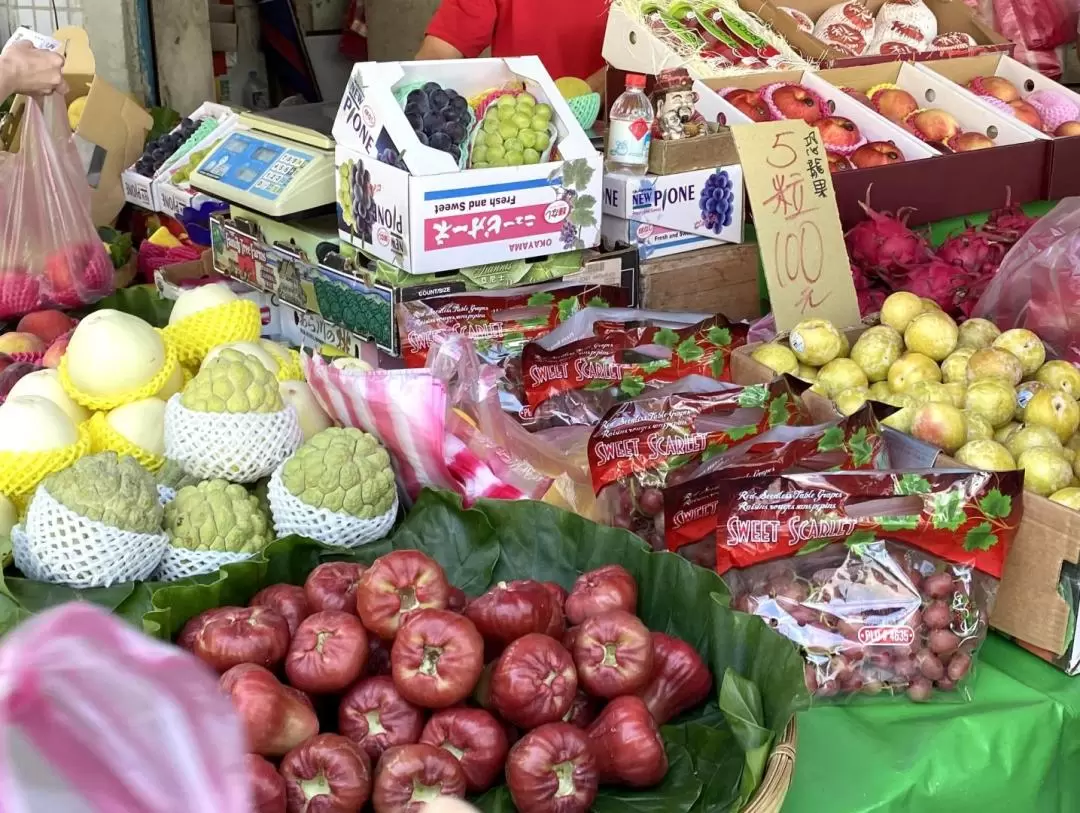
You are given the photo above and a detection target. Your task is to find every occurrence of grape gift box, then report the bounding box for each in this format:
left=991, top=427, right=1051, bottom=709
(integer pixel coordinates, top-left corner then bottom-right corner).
left=331, top=57, right=603, bottom=276
left=602, top=165, right=746, bottom=244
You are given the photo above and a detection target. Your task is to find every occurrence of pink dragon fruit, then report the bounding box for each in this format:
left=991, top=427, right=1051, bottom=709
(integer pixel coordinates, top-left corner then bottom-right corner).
left=982, top=190, right=1038, bottom=246
left=935, top=228, right=1007, bottom=276
left=858, top=287, right=888, bottom=316
left=845, top=191, right=933, bottom=280
left=901, top=257, right=981, bottom=317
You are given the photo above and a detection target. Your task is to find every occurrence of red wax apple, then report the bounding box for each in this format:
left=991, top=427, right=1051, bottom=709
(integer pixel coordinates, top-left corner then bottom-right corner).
left=338, top=675, right=426, bottom=762
left=586, top=696, right=668, bottom=787
left=356, top=551, right=451, bottom=639
left=305, top=562, right=367, bottom=615
left=285, top=610, right=369, bottom=694
left=251, top=584, right=312, bottom=636
left=491, top=633, right=578, bottom=729
left=638, top=632, right=713, bottom=724
left=178, top=606, right=291, bottom=673
left=246, top=754, right=287, bottom=813
left=564, top=565, right=638, bottom=626
left=371, top=743, right=467, bottom=813
left=505, top=723, right=598, bottom=813
left=280, top=734, right=372, bottom=813
left=391, top=609, right=485, bottom=708
left=465, top=580, right=559, bottom=648
left=572, top=610, right=654, bottom=698
left=220, top=664, right=319, bottom=757
left=419, top=707, right=510, bottom=792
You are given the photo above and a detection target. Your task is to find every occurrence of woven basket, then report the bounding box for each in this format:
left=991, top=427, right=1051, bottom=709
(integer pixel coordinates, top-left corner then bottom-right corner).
left=742, top=717, right=798, bottom=813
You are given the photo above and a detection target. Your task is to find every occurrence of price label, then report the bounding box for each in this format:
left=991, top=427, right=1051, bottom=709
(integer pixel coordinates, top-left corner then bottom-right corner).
left=729, top=121, right=860, bottom=334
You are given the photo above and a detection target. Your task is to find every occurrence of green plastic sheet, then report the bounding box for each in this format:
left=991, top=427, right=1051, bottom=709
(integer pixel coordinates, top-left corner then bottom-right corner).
left=782, top=634, right=1080, bottom=812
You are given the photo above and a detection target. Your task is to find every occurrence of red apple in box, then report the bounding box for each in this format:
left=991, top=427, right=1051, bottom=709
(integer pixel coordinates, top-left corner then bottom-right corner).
left=813, top=116, right=864, bottom=154
left=724, top=89, right=772, bottom=122
left=906, top=109, right=961, bottom=143
left=1008, top=100, right=1044, bottom=131
left=827, top=152, right=854, bottom=173
left=764, top=83, right=825, bottom=124
left=850, top=141, right=905, bottom=168
left=16, top=310, right=75, bottom=345
left=1056, top=121, right=1080, bottom=137
left=948, top=132, right=995, bottom=152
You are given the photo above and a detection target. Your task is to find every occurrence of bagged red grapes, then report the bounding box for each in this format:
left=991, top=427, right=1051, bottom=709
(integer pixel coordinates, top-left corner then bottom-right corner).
left=588, top=376, right=810, bottom=548
left=715, top=469, right=1023, bottom=703
left=400, top=282, right=631, bottom=425
left=664, top=401, right=894, bottom=568
left=521, top=308, right=749, bottom=428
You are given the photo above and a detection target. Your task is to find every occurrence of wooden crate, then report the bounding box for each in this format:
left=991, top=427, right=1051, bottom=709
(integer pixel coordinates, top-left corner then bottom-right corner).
left=640, top=242, right=762, bottom=320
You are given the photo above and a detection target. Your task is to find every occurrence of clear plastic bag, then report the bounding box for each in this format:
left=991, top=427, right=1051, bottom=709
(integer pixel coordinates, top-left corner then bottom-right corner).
left=0, top=95, right=114, bottom=320
left=971, top=198, right=1080, bottom=363
left=0, top=603, right=251, bottom=812
left=993, top=0, right=1074, bottom=51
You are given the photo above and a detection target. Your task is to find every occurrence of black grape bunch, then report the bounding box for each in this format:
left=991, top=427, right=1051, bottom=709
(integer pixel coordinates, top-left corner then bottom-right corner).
left=699, top=169, right=735, bottom=235
left=402, top=82, right=470, bottom=164
left=350, top=157, right=376, bottom=244
left=134, top=116, right=199, bottom=178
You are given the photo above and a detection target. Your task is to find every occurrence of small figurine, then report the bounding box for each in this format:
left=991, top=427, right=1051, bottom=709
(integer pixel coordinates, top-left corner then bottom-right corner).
left=651, top=68, right=706, bottom=140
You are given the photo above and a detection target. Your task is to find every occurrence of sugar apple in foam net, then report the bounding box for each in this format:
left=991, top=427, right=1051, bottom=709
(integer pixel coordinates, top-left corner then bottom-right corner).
left=165, top=479, right=273, bottom=553
left=43, top=452, right=163, bottom=533
left=281, top=427, right=396, bottom=518
left=157, top=458, right=199, bottom=491
left=181, top=348, right=284, bottom=414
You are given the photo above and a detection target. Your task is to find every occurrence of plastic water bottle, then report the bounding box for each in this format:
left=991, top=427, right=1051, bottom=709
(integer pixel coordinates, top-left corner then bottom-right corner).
left=606, top=74, right=654, bottom=175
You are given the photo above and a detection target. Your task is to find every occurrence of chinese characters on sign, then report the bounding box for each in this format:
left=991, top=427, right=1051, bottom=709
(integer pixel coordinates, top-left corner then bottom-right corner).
left=729, top=121, right=861, bottom=333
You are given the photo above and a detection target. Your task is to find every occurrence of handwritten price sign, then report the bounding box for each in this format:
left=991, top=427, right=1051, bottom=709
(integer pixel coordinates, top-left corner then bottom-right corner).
left=730, top=121, right=860, bottom=334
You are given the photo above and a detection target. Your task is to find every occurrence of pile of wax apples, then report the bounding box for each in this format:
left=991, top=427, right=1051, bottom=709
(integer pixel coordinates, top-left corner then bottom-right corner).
left=182, top=554, right=712, bottom=813
left=965, top=74, right=1080, bottom=138
left=718, top=82, right=913, bottom=171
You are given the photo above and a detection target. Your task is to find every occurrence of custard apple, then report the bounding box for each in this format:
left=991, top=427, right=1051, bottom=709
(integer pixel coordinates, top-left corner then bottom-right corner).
left=181, top=348, right=283, bottom=414
left=281, top=427, right=395, bottom=518
left=43, top=452, right=163, bottom=533
left=165, top=479, right=273, bottom=553
left=157, top=459, right=199, bottom=491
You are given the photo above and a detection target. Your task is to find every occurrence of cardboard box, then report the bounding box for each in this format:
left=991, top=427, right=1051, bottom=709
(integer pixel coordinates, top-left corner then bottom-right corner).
left=601, top=2, right=812, bottom=79
left=647, top=130, right=741, bottom=175
left=602, top=216, right=727, bottom=260
left=210, top=213, right=640, bottom=354
left=53, top=27, right=153, bottom=227
left=332, top=57, right=603, bottom=275
left=121, top=102, right=238, bottom=213
left=602, top=165, right=746, bottom=243
left=209, top=4, right=239, bottom=52
left=737, top=0, right=1009, bottom=68
left=730, top=335, right=1080, bottom=659
left=916, top=54, right=1080, bottom=200
left=638, top=241, right=762, bottom=319
left=816, top=61, right=1052, bottom=228
left=276, top=303, right=402, bottom=368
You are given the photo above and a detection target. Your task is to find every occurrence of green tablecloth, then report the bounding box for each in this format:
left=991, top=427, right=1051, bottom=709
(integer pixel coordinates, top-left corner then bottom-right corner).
left=782, top=634, right=1080, bottom=812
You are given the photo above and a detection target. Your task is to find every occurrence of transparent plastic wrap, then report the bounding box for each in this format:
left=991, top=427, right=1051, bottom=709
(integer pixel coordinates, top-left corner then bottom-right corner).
left=713, top=470, right=1024, bottom=702
left=993, top=0, right=1074, bottom=51
left=0, top=603, right=250, bottom=812
left=0, top=96, right=114, bottom=320
left=972, top=198, right=1080, bottom=363
left=522, top=308, right=750, bottom=429
left=588, top=376, right=811, bottom=547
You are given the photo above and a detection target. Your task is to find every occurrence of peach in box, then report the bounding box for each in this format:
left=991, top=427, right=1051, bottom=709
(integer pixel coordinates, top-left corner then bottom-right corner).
left=850, top=141, right=905, bottom=168
left=870, top=86, right=918, bottom=124
left=949, top=132, right=995, bottom=152
left=906, top=109, right=961, bottom=143
left=1056, top=122, right=1080, bottom=137
left=0, top=332, right=45, bottom=356
left=967, top=76, right=1020, bottom=103
left=16, top=310, right=75, bottom=344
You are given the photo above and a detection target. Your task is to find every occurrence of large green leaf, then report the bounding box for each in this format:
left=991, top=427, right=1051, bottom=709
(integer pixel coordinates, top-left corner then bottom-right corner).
left=85, top=284, right=174, bottom=327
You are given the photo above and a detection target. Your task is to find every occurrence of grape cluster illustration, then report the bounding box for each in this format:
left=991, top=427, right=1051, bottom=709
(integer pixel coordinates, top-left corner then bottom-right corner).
left=699, top=170, right=735, bottom=234
left=403, top=82, right=470, bottom=163
left=350, top=157, right=375, bottom=243
left=558, top=189, right=578, bottom=250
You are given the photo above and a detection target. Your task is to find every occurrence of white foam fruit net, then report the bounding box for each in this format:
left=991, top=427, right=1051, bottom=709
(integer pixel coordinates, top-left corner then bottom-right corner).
left=164, top=396, right=303, bottom=483
left=267, top=465, right=398, bottom=548
left=155, top=547, right=255, bottom=582
left=13, top=488, right=168, bottom=588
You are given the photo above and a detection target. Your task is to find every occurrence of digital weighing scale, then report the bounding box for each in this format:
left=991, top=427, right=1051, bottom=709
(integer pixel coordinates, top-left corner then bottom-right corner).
left=189, top=105, right=337, bottom=218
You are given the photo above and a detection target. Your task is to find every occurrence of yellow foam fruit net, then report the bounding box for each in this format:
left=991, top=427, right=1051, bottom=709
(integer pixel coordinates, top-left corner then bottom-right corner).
left=162, top=299, right=262, bottom=367
left=59, top=335, right=180, bottom=412
left=0, top=422, right=92, bottom=502
left=86, top=412, right=166, bottom=473
left=276, top=350, right=304, bottom=382
left=866, top=83, right=902, bottom=99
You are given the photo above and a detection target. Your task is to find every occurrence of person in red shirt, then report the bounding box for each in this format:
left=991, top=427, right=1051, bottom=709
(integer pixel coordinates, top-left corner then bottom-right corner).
left=416, top=0, right=609, bottom=92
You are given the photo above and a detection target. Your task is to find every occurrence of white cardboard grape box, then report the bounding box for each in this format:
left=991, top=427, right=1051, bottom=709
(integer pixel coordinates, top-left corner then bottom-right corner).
left=601, top=216, right=726, bottom=260
left=602, top=165, right=745, bottom=244
left=331, top=57, right=603, bottom=276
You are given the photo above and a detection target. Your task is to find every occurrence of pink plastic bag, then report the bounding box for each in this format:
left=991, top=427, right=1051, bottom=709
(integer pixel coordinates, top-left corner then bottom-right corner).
left=972, top=198, right=1080, bottom=363
left=303, top=352, right=551, bottom=505
left=0, top=603, right=250, bottom=813
left=993, top=0, right=1073, bottom=50
left=0, top=95, right=114, bottom=320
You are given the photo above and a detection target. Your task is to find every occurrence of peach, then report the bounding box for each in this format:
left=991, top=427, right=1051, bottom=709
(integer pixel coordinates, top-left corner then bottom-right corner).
left=1055, top=121, right=1080, bottom=137
left=871, top=87, right=918, bottom=123
left=42, top=335, right=70, bottom=368
left=850, top=141, right=905, bottom=168
left=906, top=109, right=961, bottom=143
left=0, top=332, right=45, bottom=356
left=813, top=116, right=864, bottom=152
left=16, top=310, right=75, bottom=344
left=947, top=132, right=994, bottom=152
left=827, top=152, right=854, bottom=173
left=967, top=76, right=1020, bottom=103
left=1008, top=100, right=1044, bottom=131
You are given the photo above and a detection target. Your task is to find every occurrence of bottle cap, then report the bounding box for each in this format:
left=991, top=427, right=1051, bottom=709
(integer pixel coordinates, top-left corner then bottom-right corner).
left=626, top=74, right=647, bottom=88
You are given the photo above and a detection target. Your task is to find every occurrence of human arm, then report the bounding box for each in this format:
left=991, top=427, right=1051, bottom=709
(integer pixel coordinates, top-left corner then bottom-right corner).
left=0, top=41, right=65, bottom=100
left=416, top=0, right=496, bottom=60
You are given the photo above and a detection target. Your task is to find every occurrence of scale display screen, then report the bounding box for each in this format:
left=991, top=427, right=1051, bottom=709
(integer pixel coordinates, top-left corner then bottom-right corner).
left=199, top=132, right=315, bottom=203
